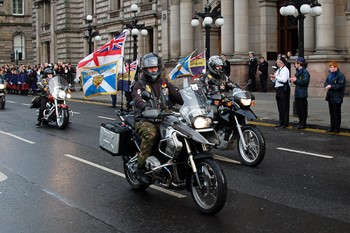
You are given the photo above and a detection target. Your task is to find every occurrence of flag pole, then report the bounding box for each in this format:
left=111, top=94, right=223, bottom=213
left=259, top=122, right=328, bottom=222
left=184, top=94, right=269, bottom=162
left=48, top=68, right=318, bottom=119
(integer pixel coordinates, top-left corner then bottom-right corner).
left=120, top=57, right=125, bottom=112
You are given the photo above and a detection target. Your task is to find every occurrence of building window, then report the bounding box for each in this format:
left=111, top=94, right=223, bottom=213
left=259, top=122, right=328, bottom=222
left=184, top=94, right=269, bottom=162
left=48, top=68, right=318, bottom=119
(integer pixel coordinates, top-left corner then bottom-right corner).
left=14, top=34, right=25, bottom=60
left=12, top=0, right=24, bottom=15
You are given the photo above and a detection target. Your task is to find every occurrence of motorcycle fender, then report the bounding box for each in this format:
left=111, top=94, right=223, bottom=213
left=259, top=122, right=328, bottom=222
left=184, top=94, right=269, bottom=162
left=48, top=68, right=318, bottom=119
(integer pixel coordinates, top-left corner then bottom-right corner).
left=58, top=104, right=69, bottom=109
left=173, top=124, right=215, bottom=146
left=236, top=109, right=257, bottom=120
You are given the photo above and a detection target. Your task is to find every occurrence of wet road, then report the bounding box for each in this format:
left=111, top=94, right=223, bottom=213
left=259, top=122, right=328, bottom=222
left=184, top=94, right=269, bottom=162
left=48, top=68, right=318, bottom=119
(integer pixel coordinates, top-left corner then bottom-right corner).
left=0, top=95, right=349, bottom=233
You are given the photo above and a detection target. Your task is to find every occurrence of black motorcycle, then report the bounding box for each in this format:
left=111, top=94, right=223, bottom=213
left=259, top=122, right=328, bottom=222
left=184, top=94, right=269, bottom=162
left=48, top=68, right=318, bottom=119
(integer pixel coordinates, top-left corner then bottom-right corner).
left=99, top=82, right=227, bottom=215
left=207, top=82, right=266, bottom=167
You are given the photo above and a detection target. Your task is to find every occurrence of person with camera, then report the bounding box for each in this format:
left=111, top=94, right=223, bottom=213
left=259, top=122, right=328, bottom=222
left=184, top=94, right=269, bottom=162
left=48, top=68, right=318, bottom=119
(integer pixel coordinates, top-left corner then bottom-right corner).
left=36, top=68, right=54, bottom=126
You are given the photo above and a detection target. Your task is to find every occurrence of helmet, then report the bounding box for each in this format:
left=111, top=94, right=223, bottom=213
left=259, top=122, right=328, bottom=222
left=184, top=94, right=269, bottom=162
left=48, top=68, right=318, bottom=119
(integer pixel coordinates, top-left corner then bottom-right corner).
left=141, top=53, right=162, bottom=82
left=207, top=55, right=224, bottom=78
left=44, top=68, right=53, bottom=76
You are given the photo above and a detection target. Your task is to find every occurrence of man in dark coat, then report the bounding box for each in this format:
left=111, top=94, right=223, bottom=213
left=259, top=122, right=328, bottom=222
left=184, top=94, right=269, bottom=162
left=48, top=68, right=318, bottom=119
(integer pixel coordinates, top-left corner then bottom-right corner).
left=258, top=56, right=269, bottom=92
left=248, top=51, right=257, bottom=92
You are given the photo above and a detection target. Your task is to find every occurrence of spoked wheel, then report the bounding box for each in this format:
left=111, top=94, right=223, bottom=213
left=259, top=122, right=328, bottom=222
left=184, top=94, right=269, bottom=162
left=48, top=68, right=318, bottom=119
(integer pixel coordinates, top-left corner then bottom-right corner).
left=190, top=158, right=227, bottom=215
left=56, top=108, right=69, bottom=129
left=123, top=155, right=150, bottom=191
left=238, top=125, right=265, bottom=167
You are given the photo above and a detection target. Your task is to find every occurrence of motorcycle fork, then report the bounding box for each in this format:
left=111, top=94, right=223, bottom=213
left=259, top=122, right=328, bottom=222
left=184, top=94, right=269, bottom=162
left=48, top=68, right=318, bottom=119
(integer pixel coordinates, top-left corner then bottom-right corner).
left=184, top=138, right=202, bottom=189
left=234, top=115, right=248, bottom=150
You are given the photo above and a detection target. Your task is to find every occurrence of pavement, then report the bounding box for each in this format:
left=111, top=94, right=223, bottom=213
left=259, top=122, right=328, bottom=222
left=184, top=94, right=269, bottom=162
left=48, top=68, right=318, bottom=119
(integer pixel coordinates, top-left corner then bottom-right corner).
left=69, top=89, right=350, bottom=136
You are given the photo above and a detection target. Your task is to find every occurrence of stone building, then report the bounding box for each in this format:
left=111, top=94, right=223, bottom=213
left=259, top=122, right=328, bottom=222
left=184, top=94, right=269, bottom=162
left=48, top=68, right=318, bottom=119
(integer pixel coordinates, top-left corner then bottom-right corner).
left=1, top=0, right=349, bottom=96
left=0, top=0, right=34, bottom=65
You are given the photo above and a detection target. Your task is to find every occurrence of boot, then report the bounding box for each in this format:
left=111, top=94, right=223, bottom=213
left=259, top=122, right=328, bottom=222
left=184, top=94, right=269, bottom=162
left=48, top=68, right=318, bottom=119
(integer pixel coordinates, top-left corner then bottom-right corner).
left=136, top=166, right=151, bottom=185
left=35, top=120, right=42, bottom=126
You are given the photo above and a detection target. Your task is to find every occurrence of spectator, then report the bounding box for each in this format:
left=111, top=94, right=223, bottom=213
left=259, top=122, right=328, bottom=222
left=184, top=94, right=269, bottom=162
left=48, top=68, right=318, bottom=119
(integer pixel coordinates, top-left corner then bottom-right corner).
left=248, top=51, right=257, bottom=92
left=258, top=56, right=269, bottom=92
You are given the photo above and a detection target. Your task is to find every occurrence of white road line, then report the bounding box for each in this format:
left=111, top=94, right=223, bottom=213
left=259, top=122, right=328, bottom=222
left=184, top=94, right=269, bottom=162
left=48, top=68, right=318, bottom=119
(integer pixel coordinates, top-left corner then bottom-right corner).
left=64, top=154, right=187, bottom=199
left=22, top=103, right=31, bottom=106
left=98, top=116, right=116, bottom=121
left=214, top=154, right=241, bottom=164
left=277, top=147, right=334, bottom=159
left=0, top=130, right=35, bottom=144
left=72, top=111, right=80, bottom=114
left=0, top=171, right=8, bottom=182
left=6, top=101, right=15, bottom=103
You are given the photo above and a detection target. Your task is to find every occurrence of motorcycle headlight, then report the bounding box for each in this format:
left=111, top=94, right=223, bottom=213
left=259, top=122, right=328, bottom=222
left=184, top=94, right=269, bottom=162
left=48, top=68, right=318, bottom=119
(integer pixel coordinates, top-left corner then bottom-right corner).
left=66, top=93, right=71, bottom=99
left=240, top=98, right=252, bottom=107
left=192, top=116, right=213, bottom=129
left=58, top=90, right=66, bottom=99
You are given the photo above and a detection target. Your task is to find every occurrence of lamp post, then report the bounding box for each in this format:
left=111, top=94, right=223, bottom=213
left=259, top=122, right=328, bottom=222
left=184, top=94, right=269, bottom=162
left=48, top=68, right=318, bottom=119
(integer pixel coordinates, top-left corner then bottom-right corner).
left=279, top=1, right=322, bottom=58
left=86, top=15, right=102, bottom=54
left=191, top=0, right=224, bottom=59
left=123, top=4, right=148, bottom=61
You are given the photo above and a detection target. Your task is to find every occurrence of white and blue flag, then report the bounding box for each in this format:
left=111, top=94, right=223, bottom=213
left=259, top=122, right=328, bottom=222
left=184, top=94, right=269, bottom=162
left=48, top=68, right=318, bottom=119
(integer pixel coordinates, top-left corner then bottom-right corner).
left=168, top=51, right=195, bottom=80
left=81, top=61, right=118, bottom=97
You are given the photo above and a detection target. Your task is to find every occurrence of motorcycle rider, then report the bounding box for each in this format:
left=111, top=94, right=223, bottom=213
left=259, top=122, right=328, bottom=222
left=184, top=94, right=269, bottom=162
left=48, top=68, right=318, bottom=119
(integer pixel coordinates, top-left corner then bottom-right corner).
left=36, top=68, right=54, bottom=126
left=200, top=55, right=236, bottom=96
left=132, top=52, right=184, bottom=184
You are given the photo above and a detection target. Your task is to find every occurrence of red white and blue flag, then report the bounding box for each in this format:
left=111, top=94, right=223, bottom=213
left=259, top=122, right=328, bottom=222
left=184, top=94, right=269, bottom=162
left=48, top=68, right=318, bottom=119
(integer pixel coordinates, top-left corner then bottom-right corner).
left=190, top=51, right=206, bottom=77
left=76, top=32, right=127, bottom=81
left=118, top=60, right=138, bottom=92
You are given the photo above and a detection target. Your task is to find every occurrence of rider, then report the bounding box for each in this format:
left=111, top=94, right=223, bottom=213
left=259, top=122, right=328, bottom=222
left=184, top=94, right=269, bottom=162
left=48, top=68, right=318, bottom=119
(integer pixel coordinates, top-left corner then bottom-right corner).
left=132, top=52, right=183, bottom=184
left=200, top=55, right=236, bottom=96
left=36, top=68, right=54, bottom=126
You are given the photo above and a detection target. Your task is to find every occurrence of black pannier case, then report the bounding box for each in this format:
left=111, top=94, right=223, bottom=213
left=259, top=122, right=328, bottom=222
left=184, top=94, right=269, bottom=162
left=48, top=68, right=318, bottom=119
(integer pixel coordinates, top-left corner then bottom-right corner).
left=99, top=122, right=132, bottom=156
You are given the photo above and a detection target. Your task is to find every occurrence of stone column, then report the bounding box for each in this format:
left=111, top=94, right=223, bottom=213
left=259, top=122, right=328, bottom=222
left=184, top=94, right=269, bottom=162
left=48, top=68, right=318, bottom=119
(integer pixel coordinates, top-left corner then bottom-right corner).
left=259, top=0, right=277, bottom=58
left=221, top=0, right=234, bottom=56
left=314, top=0, right=337, bottom=55
left=304, top=15, right=315, bottom=56
left=180, top=0, right=193, bottom=56
left=161, top=1, right=169, bottom=60
left=170, top=0, right=180, bottom=59
left=233, top=0, right=249, bottom=56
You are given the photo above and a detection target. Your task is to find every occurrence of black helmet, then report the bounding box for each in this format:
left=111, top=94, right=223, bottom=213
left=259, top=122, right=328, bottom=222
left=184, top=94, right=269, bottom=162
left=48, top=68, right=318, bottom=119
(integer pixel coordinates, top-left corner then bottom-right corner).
left=44, top=68, right=53, bottom=75
left=141, top=53, right=162, bottom=82
left=208, top=55, right=224, bottom=78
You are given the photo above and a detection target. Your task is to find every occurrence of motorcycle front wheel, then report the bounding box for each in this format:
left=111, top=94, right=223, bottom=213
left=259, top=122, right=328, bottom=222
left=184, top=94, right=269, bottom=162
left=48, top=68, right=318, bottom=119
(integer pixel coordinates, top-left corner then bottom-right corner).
left=56, top=108, right=69, bottom=129
left=237, top=125, right=265, bottom=167
left=123, top=155, right=150, bottom=191
left=189, top=158, right=227, bottom=215
left=0, top=96, right=5, bottom=109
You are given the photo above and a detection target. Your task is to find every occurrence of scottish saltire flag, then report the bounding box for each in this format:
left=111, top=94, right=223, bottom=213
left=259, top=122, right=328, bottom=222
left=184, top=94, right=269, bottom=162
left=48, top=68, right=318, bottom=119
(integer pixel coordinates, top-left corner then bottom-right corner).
left=76, top=32, right=127, bottom=82
left=168, top=51, right=195, bottom=80
left=190, top=52, right=206, bottom=77
left=81, top=61, right=118, bottom=97
left=117, top=60, right=138, bottom=92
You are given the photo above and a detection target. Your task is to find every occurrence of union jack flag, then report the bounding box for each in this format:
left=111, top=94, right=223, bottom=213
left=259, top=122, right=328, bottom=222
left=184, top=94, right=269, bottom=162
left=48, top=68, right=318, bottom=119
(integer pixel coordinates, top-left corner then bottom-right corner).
left=76, top=32, right=127, bottom=81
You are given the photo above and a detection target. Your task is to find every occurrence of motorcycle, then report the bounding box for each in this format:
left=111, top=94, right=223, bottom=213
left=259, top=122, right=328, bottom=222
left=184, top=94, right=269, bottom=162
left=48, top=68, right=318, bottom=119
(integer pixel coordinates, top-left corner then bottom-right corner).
left=0, top=81, right=6, bottom=109
left=36, top=76, right=72, bottom=129
left=99, top=82, right=227, bottom=215
left=206, top=81, right=266, bottom=167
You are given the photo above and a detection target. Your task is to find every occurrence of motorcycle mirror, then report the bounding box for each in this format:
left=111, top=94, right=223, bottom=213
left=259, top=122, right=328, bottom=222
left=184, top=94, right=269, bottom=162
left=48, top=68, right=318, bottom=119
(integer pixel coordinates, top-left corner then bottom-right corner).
left=141, top=91, right=151, bottom=101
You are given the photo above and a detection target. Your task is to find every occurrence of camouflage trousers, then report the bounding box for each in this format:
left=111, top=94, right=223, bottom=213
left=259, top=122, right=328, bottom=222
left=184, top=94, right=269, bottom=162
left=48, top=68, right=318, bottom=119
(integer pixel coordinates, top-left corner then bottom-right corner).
left=135, top=121, right=160, bottom=167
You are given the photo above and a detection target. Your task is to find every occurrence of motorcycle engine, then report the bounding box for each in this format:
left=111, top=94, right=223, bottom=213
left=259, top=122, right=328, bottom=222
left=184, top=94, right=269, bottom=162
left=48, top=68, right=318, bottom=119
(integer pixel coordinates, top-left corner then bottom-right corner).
left=145, top=156, right=161, bottom=172
left=216, top=129, right=236, bottom=150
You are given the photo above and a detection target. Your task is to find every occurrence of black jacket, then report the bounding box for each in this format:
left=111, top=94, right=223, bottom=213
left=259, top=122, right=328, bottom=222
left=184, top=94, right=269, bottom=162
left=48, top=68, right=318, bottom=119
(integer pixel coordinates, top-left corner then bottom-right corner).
left=132, top=75, right=183, bottom=121
left=324, top=69, right=346, bottom=104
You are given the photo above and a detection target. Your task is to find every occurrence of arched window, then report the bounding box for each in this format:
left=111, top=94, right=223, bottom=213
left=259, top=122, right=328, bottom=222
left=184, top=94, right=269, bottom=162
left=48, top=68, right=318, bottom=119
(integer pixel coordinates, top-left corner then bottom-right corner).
left=14, top=34, right=25, bottom=61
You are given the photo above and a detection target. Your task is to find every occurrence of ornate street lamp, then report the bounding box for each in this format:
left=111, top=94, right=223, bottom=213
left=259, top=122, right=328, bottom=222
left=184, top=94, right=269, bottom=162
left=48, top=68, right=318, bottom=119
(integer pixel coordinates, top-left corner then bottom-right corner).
left=124, top=4, right=148, bottom=61
left=86, top=15, right=102, bottom=54
left=191, top=0, right=224, bottom=59
left=280, top=1, right=322, bottom=58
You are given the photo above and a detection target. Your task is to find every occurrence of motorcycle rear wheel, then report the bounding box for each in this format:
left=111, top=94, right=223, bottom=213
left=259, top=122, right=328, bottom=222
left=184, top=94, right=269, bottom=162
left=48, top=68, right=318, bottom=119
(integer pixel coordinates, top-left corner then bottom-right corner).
left=56, top=108, right=69, bottom=129
left=190, top=158, right=227, bottom=215
left=123, top=155, right=150, bottom=191
left=237, top=125, right=265, bottom=167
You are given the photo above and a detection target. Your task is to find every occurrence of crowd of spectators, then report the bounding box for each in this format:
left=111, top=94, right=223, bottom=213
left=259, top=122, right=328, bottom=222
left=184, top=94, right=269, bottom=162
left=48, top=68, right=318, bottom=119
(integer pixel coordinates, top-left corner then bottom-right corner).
left=0, top=62, right=75, bottom=95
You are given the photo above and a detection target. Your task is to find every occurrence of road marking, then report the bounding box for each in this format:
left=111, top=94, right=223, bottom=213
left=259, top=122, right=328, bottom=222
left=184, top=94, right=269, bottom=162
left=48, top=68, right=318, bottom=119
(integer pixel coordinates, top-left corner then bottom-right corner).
left=64, top=154, right=187, bottom=199
left=277, top=147, right=334, bottom=159
left=6, top=100, right=15, bottom=103
left=0, top=130, right=35, bottom=144
left=0, top=171, right=8, bottom=182
left=22, top=103, right=31, bottom=106
left=214, top=154, right=241, bottom=164
left=72, top=111, right=80, bottom=114
left=98, top=116, right=116, bottom=121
